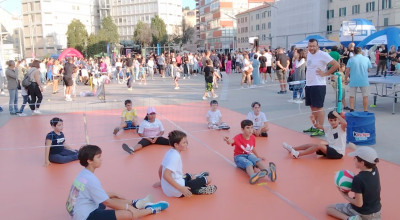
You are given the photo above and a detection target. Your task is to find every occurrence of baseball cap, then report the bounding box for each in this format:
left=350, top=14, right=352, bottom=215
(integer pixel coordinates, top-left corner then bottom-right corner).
left=147, top=107, right=156, bottom=114
left=348, top=147, right=378, bottom=164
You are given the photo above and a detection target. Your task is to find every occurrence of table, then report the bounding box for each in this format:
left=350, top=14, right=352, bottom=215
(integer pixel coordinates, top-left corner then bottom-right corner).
left=368, top=76, right=400, bottom=114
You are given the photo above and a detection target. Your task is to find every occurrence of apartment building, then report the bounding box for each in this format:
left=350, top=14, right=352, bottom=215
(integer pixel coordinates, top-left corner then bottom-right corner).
left=236, top=3, right=271, bottom=51
left=22, top=0, right=100, bottom=58
left=183, top=8, right=196, bottom=28
left=111, top=0, right=182, bottom=41
left=0, top=8, right=24, bottom=60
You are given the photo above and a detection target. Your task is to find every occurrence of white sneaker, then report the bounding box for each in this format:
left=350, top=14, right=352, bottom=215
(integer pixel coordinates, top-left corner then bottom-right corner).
left=202, top=96, right=207, bottom=100
left=127, top=88, right=133, bottom=91
left=212, top=94, right=218, bottom=98
left=291, top=149, right=299, bottom=158
left=250, top=85, right=256, bottom=88
left=174, top=87, right=180, bottom=90
left=282, top=142, right=293, bottom=153
left=288, top=99, right=295, bottom=103
left=183, top=77, right=186, bottom=79
left=18, top=113, right=27, bottom=117
left=65, top=97, right=73, bottom=101
left=135, top=194, right=154, bottom=209
left=33, top=110, right=41, bottom=115
left=1, top=91, right=5, bottom=95
left=294, top=99, right=303, bottom=104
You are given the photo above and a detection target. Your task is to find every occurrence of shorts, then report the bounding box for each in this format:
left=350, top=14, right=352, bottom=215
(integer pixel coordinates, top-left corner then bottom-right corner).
left=184, top=173, right=208, bottom=194
left=126, top=66, right=134, bottom=74
left=349, top=86, right=369, bottom=97
left=122, top=121, right=137, bottom=130
left=87, top=204, right=117, bottom=220
left=334, top=203, right=381, bottom=220
left=206, top=82, right=213, bottom=91
left=64, top=77, right=73, bottom=86
left=316, top=145, right=343, bottom=159
left=158, top=65, right=164, bottom=71
left=234, top=154, right=260, bottom=170
left=236, top=62, right=242, bottom=69
left=305, top=85, right=326, bottom=108
left=259, top=67, right=267, bottom=73
left=267, top=66, right=272, bottom=74
left=138, top=136, right=169, bottom=147
left=276, top=69, right=286, bottom=81
left=174, top=76, right=179, bottom=81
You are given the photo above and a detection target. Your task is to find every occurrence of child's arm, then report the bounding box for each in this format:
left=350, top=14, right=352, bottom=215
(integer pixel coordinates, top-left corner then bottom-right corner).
left=163, top=168, right=192, bottom=197
left=223, top=136, right=234, bottom=145
left=332, top=111, right=347, bottom=132
left=339, top=190, right=363, bottom=208
left=252, top=148, right=265, bottom=161
left=44, top=139, right=52, bottom=166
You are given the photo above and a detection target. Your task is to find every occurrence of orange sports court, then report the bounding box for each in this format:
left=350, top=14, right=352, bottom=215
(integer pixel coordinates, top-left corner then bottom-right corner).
left=0, top=102, right=398, bottom=219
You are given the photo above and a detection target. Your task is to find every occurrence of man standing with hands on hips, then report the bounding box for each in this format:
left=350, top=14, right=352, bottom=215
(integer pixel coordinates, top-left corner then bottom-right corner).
left=303, top=39, right=339, bottom=137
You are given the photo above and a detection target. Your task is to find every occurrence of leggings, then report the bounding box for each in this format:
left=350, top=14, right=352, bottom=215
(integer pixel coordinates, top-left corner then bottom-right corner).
left=49, top=148, right=78, bottom=164
left=27, top=82, right=43, bottom=110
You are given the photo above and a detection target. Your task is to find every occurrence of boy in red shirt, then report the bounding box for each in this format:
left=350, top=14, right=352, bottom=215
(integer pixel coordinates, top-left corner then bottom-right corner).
left=224, top=119, right=277, bottom=184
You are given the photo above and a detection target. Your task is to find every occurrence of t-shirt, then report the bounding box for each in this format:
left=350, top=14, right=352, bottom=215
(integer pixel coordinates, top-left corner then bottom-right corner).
left=265, top=53, right=272, bottom=66
left=325, top=125, right=346, bottom=155
left=378, top=49, right=387, bottom=61
left=126, top=58, right=133, bottom=67
left=232, top=134, right=256, bottom=156
left=204, top=66, right=214, bottom=83
left=395, top=63, right=400, bottom=72
left=246, top=111, right=267, bottom=130
left=329, top=51, right=341, bottom=63
left=161, top=148, right=184, bottom=197
left=64, top=63, right=76, bottom=78
left=306, top=50, right=333, bottom=86
left=275, top=53, right=288, bottom=70
left=46, top=131, right=65, bottom=154
left=138, top=118, right=164, bottom=138
left=351, top=167, right=381, bottom=215
left=121, top=109, right=137, bottom=121
left=346, top=54, right=372, bottom=87
left=206, top=109, right=222, bottom=124
left=66, top=168, right=109, bottom=220
left=259, top=55, right=267, bottom=68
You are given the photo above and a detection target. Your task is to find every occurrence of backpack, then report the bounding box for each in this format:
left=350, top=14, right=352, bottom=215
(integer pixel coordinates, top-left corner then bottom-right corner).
left=22, top=68, right=35, bottom=88
left=212, top=55, right=220, bottom=68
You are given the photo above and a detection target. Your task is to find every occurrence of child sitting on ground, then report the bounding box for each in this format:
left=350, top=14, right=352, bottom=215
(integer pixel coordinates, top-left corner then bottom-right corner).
left=113, top=99, right=139, bottom=135
left=206, top=100, right=230, bottom=130
left=155, top=130, right=217, bottom=197
left=44, top=117, right=78, bottom=166
left=66, top=144, right=168, bottom=220
left=224, top=119, right=277, bottom=184
left=246, top=101, right=269, bottom=137
left=326, top=146, right=381, bottom=220
left=122, top=107, right=169, bottom=154
left=283, top=111, right=347, bottom=159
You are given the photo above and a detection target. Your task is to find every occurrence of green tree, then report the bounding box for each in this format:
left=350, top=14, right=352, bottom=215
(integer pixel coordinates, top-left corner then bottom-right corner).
left=66, top=19, right=88, bottom=52
left=151, top=15, right=167, bottom=45
left=98, top=16, right=119, bottom=44
left=86, top=33, right=106, bottom=58
left=133, top=21, right=153, bottom=46
left=181, top=18, right=195, bottom=44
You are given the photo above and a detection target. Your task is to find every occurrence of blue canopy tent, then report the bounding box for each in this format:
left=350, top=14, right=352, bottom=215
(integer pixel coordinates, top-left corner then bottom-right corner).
left=357, top=27, right=400, bottom=49
left=292, top=35, right=339, bottom=48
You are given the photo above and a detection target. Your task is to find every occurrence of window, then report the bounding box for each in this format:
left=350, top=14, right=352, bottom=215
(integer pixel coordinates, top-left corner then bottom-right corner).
left=251, top=26, right=253, bottom=31
left=262, top=12, right=266, bottom=18
left=339, top=7, right=345, bottom=17
left=382, top=0, right=392, bottom=9
left=262, top=34, right=266, bottom=41
left=237, top=19, right=240, bottom=24
left=352, top=5, right=360, bottom=14
left=268, top=22, right=271, bottom=29
left=327, top=25, right=332, bottom=34
left=245, top=17, right=247, bottom=22
left=267, top=10, right=271, bottom=17
left=256, top=24, right=259, bottom=30
left=327, top=9, right=334, bottom=19
left=262, top=23, right=266, bottom=30
left=384, top=17, right=389, bottom=26
left=366, top=2, right=375, bottom=12
left=256, top=14, right=259, bottom=20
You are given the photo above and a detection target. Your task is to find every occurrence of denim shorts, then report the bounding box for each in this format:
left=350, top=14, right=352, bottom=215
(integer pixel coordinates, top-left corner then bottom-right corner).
left=234, top=154, right=260, bottom=169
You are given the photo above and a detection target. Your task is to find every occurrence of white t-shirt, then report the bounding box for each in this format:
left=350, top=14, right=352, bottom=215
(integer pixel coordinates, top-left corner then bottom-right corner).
left=147, top=59, right=154, bottom=68
left=115, top=61, right=122, bottom=68
left=325, top=125, right=346, bottom=155
left=138, top=118, right=164, bottom=138
left=246, top=111, right=267, bottom=130
left=265, top=53, right=272, bottom=66
left=206, top=109, right=222, bottom=124
left=306, top=50, right=333, bottom=86
left=66, top=168, right=109, bottom=220
left=161, top=148, right=184, bottom=197
left=243, top=59, right=251, bottom=71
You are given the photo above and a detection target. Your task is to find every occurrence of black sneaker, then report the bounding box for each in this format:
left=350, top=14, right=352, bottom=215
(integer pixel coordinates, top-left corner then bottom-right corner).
left=343, top=106, right=351, bottom=110
left=260, top=132, right=268, bottom=137
left=277, top=91, right=285, bottom=94
left=122, top=143, right=134, bottom=154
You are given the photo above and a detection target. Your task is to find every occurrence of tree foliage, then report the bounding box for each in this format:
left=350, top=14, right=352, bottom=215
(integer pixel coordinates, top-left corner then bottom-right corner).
left=133, top=21, right=153, bottom=46
left=181, top=18, right=195, bottom=44
left=98, top=16, right=119, bottom=44
left=86, top=34, right=107, bottom=58
left=66, top=19, right=88, bottom=52
left=151, top=15, right=168, bottom=45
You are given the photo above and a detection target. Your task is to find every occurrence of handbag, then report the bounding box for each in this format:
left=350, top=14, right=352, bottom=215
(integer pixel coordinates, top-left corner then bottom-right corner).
left=17, top=80, right=21, bottom=90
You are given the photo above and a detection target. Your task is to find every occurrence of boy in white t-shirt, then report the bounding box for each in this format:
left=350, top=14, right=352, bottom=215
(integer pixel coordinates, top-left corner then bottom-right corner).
left=155, top=130, right=217, bottom=197
left=206, top=100, right=230, bottom=130
left=66, top=144, right=168, bottom=220
left=283, top=111, right=348, bottom=159
left=122, top=107, right=169, bottom=155
left=246, top=102, right=269, bottom=137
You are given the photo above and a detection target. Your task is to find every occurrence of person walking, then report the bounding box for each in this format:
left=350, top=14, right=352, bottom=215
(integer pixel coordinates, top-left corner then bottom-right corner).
left=5, top=60, right=19, bottom=115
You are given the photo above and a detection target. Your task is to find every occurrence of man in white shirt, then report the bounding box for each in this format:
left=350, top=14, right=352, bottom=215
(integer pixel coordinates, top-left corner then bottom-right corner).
left=303, top=39, right=339, bottom=137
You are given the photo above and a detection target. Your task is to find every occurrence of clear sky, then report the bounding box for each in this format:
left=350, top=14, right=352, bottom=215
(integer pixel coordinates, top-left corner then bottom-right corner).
left=1, top=0, right=195, bottom=15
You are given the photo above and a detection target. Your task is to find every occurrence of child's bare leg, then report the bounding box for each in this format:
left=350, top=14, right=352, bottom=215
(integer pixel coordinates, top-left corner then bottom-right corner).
left=296, top=144, right=327, bottom=157
left=119, top=122, right=128, bottom=130
left=245, top=166, right=256, bottom=177
left=255, top=161, right=267, bottom=171
left=133, top=144, right=143, bottom=151
left=326, top=205, right=349, bottom=220
left=211, top=89, right=216, bottom=97
left=246, top=74, right=252, bottom=86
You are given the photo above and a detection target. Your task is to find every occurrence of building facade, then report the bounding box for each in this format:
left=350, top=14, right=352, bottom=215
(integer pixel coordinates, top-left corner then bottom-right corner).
left=183, top=9, right=196, bottom=28
left=111, top=0, right=182, bottom=42
left=21, top=0, right=100, bottom=58
left=0, top=8, right=24, bottom=60
left=236, top=3, right=271, bottom=51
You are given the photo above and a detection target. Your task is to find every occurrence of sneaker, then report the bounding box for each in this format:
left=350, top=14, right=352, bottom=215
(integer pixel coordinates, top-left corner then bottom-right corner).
left=303, top=127, right=318, bottom=133
left=18, top=113, right=27, bottom=117
left=347, top=215, right=362, bottom=220
left=294, top=99, right=303, bottom=104
left=198, top=185, right=217, bottom=195
left=282, top=142, right=294, bottom=153
left=174, top=86, right=180, bottom=90
left=268, top=162, right=277, bottom=182
left=133, top=194, right=154, bottom=209
left=145, top=201, right=169, bottom=214
left=288, top=99, right=295, bottom=103
left=10, top=112, right=17, bottom=115
left=202, top=96, right=207, bottom=100
left=249, top=170, right=267, bottom=184
left=33, top=110, right=41, bottom=115
left=113, top=127, right=120, bottom=135
left=127, top=87, right=133, bottom=91
left=195, top=171, right=210, bottom=178
left=344, top=106, right=351, bottom=110
left=277, top=91, right=285, bottom=94
left=212, top=94, right=218, bottom=98
left=122, top=143, right=134, bottom=154
left=0, top=91, right=5, bottom=95
left=260, top=132, right=268, bottom=137
left=310, top=129, right=325, bottom=137
left=212, top=125, right=218, bottom=129
left=291, top=149, right=300, bottom=158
